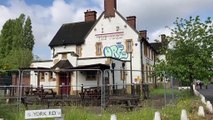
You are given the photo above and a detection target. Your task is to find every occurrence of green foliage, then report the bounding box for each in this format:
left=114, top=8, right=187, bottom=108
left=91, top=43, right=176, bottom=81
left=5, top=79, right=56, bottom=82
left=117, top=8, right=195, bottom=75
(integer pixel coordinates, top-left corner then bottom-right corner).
left=155, top=16, right=213, bottom=85
left=0, top=14, right=34, bottom=69
left=0, top=93, right=205, bottom=120
left=3, top=48, right=33, bottom=69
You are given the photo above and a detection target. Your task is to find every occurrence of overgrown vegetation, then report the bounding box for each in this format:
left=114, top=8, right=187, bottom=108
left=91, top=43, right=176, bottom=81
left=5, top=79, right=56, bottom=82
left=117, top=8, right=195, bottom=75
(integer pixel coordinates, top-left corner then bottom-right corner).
left=154, top=16, right=213, bottom=91
left=0, top=88, right=208, bottom=120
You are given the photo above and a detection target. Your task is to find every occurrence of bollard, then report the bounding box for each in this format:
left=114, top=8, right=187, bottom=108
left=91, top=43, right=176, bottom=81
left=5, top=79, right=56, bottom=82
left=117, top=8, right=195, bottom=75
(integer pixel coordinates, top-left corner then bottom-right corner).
left=181, top=109, right=188, bottom=120
left=110, top=114, right=117, bottom=120
left=201, top=95, right=206, bottom=105
left=206, top=101, right=213, bottom=113
left=153, top=111, right=161, bottom=120
left=197, top=106, right=205, bottom=117
left=0, top=118, right=4, bottom=120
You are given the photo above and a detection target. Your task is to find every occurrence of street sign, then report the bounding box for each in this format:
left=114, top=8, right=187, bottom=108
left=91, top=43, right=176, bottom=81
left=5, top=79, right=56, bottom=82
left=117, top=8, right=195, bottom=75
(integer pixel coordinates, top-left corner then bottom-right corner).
left=25, top=109, right=62, bottom=119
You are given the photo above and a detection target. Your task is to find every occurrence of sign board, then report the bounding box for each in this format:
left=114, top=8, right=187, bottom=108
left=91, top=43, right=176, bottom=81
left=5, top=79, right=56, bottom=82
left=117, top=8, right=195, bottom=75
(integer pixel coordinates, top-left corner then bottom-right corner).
left=25, top=109, right=62, bottom=119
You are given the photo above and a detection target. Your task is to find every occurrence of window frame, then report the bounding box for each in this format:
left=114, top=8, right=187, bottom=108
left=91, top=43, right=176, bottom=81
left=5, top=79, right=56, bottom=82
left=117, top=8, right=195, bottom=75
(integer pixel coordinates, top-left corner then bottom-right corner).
left=76, top=45, right=82, bottom=57
left=86, top=71, right=97, bottom=81
left=96, top=42, right=103, bottom=56
left=125, top=39, right=133, bottom=53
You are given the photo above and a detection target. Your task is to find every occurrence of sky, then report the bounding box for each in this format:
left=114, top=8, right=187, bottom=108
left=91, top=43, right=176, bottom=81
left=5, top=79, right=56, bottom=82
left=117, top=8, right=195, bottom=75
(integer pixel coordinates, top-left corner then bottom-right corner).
left=0, top=0, right=213, bottom=59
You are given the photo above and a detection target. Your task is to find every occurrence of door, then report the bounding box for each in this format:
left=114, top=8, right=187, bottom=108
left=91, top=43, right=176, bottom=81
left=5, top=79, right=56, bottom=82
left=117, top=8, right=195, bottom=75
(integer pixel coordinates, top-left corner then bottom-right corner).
left=59, top=72, right=71, bottom=95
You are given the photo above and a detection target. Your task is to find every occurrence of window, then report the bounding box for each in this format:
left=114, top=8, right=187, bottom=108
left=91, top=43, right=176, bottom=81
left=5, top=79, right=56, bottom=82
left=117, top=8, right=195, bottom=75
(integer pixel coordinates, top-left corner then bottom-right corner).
left=40, top=72, right=45, bottom=81
left=146, top=65, right=148, bottom=83
left=152, top=51, right=154, bottom=60
left=86, top=71, right=97, bottom=81
left=120, top=70, right=126, bottom=80
left=149, top=66, right=152, bottom=83
left=144, top=44, right=147, bottom=57
left=125, top=39, right=133, bottom=53
left=76, top=45, right=82, bottom=57
left=96, top=42, right=102, bottom=56
left=49, top=72, right=53, bottom=81
left=61, top=53, right=67, bottom=59
left=148, top=47, right=150, bottom=58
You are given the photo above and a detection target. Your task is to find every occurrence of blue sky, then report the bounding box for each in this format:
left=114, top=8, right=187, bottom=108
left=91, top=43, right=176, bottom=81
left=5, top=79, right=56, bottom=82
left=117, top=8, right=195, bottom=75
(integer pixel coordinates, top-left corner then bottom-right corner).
left=0, top=0, right=213, bottom=59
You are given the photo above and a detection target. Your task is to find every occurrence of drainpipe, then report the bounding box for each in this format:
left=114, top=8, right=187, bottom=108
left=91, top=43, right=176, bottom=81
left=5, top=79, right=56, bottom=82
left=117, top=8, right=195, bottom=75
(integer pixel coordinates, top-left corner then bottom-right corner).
left=140, top=40, right=144, bottom=84
left=111, top=62, right=115, bottom=94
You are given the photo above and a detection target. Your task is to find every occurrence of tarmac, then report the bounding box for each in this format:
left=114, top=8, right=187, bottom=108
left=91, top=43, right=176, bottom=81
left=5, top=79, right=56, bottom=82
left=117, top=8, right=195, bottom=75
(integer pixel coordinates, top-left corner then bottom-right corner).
left=197, top=84, right=213, bottom=104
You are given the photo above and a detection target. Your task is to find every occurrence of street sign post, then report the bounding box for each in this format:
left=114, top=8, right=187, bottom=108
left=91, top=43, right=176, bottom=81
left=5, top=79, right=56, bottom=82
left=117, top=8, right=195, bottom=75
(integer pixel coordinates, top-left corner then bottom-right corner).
left=25, top=109, right=62, bottom=119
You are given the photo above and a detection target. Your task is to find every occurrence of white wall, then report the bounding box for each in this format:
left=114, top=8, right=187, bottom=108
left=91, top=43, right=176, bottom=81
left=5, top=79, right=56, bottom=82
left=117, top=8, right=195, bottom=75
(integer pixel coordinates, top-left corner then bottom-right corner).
left=82, top=12, right=142, bottom=84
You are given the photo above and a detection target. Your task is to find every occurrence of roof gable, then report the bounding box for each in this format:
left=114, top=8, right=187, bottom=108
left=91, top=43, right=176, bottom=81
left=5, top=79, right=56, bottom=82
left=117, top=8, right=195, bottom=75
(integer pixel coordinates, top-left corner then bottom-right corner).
left=49, top=21, right=96, bottom=47
left=51, top=60, right=73, bottom=69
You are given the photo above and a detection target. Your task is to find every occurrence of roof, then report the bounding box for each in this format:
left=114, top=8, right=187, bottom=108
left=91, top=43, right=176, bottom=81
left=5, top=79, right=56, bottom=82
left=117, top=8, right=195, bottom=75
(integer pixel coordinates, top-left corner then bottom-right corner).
left=71, top=63, right=110, bottom=70
left=51, top=60, right=73, bottom=69
left=49, top=21, right=96, bottom=47
left=150, top=42, right=163, bottom=54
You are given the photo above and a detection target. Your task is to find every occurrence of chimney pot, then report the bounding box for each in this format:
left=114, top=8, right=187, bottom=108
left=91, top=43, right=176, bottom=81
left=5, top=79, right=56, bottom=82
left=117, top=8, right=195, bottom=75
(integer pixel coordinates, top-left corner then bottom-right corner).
left=84, top=10, right=97, bottom=22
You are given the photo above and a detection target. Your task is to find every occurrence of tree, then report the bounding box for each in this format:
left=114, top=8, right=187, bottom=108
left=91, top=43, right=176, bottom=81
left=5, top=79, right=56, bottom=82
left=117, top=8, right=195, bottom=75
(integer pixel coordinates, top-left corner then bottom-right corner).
left=155, top=16, right=213, bottom=91
left=3, top=49, right=33, bottom=69
left=23, top=17, right=34, bottom=50
left=0, top=14, right=35, bottom=69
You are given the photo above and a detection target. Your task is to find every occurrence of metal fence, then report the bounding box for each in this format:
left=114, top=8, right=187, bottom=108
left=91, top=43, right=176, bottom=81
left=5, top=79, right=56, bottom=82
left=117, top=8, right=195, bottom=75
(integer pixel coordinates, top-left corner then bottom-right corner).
left=0, top=69, right=181, bottom=114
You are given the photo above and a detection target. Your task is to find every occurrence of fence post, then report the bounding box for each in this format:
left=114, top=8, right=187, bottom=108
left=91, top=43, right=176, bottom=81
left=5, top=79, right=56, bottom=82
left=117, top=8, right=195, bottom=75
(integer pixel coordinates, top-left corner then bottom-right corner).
left=181, top=109, right=188, bottom=120
left=198, top=106, right=205, bottom=117
left=154, top=111, right=161, bottom=120
left=110, top=114, right=117, bottom=120
left=206, top=101, right=213, bottom=113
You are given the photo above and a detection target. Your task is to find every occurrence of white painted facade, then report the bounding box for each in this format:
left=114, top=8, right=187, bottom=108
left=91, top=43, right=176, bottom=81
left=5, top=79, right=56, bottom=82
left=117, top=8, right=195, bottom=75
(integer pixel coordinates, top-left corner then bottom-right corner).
left=30, top=1, right=157, bottom=94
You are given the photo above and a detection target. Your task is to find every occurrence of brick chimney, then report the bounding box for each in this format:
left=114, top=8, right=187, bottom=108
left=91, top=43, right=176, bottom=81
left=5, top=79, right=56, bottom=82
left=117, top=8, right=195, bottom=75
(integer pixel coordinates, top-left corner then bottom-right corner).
left=127, top=16, right=136, bottom=29
left=104, top=0, right=117, bottom=18
left=84, top=10, right=97, bottom=22
left=139, top=30, right=147, bottom=40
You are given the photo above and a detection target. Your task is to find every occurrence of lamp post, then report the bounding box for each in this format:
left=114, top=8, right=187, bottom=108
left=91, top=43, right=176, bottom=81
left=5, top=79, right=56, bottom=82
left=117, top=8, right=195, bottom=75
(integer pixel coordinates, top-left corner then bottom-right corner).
left=130, top=52, right=133, bottom=94
left=122, top=62, right=125, bottom=93
left=111, top=62, right=115, bottom=94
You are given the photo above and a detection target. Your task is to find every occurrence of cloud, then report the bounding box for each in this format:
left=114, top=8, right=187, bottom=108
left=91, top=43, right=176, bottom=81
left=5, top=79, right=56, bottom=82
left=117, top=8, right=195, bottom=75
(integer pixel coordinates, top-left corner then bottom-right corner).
left=0, top=0, right=213, bottom=59
left=118, top=0, right=213, bottom=39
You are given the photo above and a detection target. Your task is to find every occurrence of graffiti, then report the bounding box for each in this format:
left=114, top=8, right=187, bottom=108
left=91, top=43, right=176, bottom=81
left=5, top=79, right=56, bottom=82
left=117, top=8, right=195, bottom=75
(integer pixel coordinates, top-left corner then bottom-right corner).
left=103, top=43, right=128, bottom=59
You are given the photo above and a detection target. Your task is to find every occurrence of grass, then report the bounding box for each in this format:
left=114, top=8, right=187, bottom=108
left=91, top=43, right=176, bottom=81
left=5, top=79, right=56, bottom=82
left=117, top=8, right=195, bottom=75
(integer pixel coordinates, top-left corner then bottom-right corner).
left=149, top=84, right=182, bottom=97
left=0, top=88, right=208, bottom=120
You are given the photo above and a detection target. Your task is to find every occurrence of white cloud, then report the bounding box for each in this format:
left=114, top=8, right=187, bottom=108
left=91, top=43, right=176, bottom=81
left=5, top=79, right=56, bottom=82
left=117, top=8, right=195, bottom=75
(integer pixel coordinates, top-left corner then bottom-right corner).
left=0, top=0, right=213, bottom=59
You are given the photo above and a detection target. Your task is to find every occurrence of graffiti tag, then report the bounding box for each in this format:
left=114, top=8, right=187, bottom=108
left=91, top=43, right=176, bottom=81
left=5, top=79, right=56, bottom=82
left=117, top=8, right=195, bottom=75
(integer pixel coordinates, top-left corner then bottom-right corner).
left=103, top=43, right=128, bottom=59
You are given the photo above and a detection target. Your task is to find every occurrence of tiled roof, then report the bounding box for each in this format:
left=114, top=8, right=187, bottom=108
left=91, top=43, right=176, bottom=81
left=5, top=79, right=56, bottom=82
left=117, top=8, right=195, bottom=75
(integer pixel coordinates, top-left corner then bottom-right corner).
left=150, top=42, right=163, bottom=54
left=51, top=60, right=73, bottom=69
left=72, top=63, right=110, bottom=70
left=49, top=21, right=96, bottom=47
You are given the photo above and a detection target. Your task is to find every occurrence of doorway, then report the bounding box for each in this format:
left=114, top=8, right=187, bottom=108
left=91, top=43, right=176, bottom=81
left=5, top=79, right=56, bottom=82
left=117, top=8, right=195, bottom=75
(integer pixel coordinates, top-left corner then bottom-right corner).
left=59, top=72, right=71, bottom=95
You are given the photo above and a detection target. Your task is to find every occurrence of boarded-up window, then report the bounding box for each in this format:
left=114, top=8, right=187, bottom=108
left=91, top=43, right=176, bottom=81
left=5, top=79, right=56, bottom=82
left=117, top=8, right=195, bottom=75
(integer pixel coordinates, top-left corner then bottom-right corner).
left=144, top=44, right=147, bottom=57
left=40, top=72, right=45, bottom=81
left=76, top=45, right=82, bottom=57
left=152, top=51, right=154, bottom=60
left=86, top=71, right=97, bottom=81
left=146, top=65, right=148, bottom=83
left=49, top=72, right=53, bottom=81
left=149, top=66, right=152, bottom=83
left=96, top=42, right=102, bottom=56
left=148, top=47, right=150, bottom=59
left=120, top=70, right=126, bottom=80
left=125, top=39, right=133, bottom=53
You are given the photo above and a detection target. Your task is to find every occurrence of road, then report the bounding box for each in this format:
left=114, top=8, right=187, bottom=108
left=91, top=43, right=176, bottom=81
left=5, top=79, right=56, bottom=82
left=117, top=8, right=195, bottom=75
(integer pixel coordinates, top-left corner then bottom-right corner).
left=197, top=84, right=213, bottom=104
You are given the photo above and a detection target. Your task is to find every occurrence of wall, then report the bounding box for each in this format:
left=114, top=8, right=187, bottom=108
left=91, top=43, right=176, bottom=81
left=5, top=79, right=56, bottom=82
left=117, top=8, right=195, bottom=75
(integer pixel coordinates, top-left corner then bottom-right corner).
left=83, top=12, right=142, bottom=84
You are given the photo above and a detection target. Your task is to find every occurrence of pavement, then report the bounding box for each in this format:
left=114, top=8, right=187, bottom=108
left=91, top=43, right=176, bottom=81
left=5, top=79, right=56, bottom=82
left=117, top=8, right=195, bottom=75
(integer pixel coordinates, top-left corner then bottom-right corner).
left=197, top=84, right=213, bottom=104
